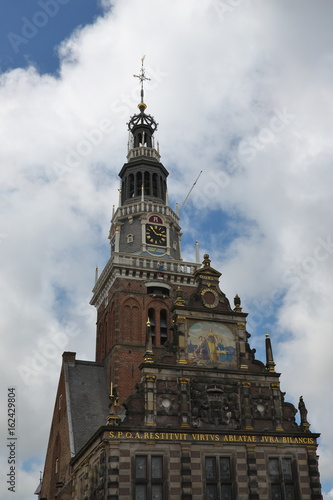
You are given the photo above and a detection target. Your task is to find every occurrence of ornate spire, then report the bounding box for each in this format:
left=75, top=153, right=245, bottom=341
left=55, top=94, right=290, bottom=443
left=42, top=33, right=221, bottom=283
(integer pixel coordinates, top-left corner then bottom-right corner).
left=119, top=58, right=167, bottom=208
left=127, top=57, right=158, bottom=148
left=234, top=294, right=242, bottom=312
left=133, top=55, right=151, bottom=110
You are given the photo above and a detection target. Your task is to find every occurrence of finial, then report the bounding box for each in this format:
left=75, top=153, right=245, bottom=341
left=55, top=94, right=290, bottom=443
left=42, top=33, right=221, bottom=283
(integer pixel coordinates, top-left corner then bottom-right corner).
left=133, top=55, right=151, bottom=110
left=144, top=317, right=154, bottom=363
left=203, top=254, right=211, bottom=267
left=234, top=294, right=242, bottom=312
left=174, top=286, right=186, bottom=307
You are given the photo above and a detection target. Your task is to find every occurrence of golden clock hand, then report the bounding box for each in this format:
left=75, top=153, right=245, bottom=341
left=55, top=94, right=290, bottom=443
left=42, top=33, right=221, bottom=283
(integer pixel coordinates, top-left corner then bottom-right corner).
left=151, top=227, right=164, bottom=237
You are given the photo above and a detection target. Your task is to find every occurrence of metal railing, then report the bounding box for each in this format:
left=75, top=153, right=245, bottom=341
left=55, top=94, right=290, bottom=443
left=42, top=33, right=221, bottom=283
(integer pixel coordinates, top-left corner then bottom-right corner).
left=127, top=146, right=161, bottom=162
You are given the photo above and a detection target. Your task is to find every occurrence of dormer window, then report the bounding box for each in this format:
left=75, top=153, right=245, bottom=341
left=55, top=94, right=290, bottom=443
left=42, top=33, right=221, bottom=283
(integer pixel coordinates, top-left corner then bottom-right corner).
left=147, top=286, right=169, bottom=297
left=127, top=234, right=134, bottom=243
left=146, top=281, right=171, bottom=297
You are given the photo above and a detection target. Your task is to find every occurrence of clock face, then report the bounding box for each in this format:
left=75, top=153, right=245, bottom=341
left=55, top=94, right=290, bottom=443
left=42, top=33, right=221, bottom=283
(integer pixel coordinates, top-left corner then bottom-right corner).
left=201, top=287, right=219, bottom=308
left=145, top=224, right=167, bottom=246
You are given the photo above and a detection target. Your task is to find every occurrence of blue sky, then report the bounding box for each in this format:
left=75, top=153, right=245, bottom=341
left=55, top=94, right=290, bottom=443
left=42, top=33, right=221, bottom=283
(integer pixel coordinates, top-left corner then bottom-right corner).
left=0, top=0, right=102, bottom=74
left=0, top=1, right=333, bottom=498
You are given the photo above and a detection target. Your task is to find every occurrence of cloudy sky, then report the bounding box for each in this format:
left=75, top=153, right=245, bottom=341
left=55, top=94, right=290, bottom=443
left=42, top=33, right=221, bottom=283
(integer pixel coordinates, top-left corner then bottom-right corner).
left=0, top=0, right=333, bottom=498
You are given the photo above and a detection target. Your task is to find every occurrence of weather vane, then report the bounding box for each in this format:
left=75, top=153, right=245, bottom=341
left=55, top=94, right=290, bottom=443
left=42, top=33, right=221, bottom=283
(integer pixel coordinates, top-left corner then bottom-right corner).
left=133, top=55, right=151, bottom=105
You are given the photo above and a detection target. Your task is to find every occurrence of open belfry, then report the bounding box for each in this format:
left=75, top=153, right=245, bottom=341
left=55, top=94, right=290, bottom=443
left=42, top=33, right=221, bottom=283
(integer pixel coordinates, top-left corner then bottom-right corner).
left=39, top=61, right=323, bottom=500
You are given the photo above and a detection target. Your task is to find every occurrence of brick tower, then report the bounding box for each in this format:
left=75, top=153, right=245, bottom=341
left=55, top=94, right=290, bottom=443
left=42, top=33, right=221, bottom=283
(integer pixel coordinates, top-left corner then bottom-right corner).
left=90, top=59, right=199, bottom=405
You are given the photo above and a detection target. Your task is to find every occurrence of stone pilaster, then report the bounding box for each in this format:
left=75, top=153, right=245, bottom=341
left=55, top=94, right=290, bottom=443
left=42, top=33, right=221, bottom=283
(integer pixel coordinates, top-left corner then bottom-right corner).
left=144, top=373, right=157, bottom=427
left=242, top=381, right=253, bottom=430
left=178, top=377, right=190, bottom=428
left=271, top=382, right=283, bottom=431
left=246, top=445, right=259, bottom=500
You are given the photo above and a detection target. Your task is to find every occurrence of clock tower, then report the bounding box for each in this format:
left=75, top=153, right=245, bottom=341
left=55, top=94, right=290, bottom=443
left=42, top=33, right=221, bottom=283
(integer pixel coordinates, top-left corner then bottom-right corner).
left=90, top=60, right=198, bottom=404
left=109, top=89, right=181, bottom=261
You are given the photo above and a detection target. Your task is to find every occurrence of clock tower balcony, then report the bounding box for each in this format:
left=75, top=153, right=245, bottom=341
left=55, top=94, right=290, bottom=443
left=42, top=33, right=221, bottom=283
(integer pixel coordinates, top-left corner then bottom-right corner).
left=126, top=145, right=161, bottom=162
left=111, top=200, right=179, bottom=227
left=90, top=253, right=199, bottom=309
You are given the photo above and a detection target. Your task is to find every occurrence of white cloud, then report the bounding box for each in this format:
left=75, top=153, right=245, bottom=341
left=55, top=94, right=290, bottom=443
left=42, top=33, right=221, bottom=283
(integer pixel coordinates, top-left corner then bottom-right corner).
left=1, top=0, right=333, bottom=497
left=323, top=487, right=333, bottom=500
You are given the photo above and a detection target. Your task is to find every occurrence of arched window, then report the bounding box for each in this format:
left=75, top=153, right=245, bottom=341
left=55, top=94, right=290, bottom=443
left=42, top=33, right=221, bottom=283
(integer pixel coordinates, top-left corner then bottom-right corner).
left=123, top=299, right=141, bottom=343
left=160, top=177, right=164, bottom=200
left=147, top=307, right=169, bottom=346
left=129, top=173, right=134, bottom=198
left=144, top=171, right=150, bottom=195
left=160, top=309, right=168, bottom=345
left=152, top=173, right=158, bottom=197
left=136, top=171, right=142, bottom=196
left=148, top=308, right=156, bottom=345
